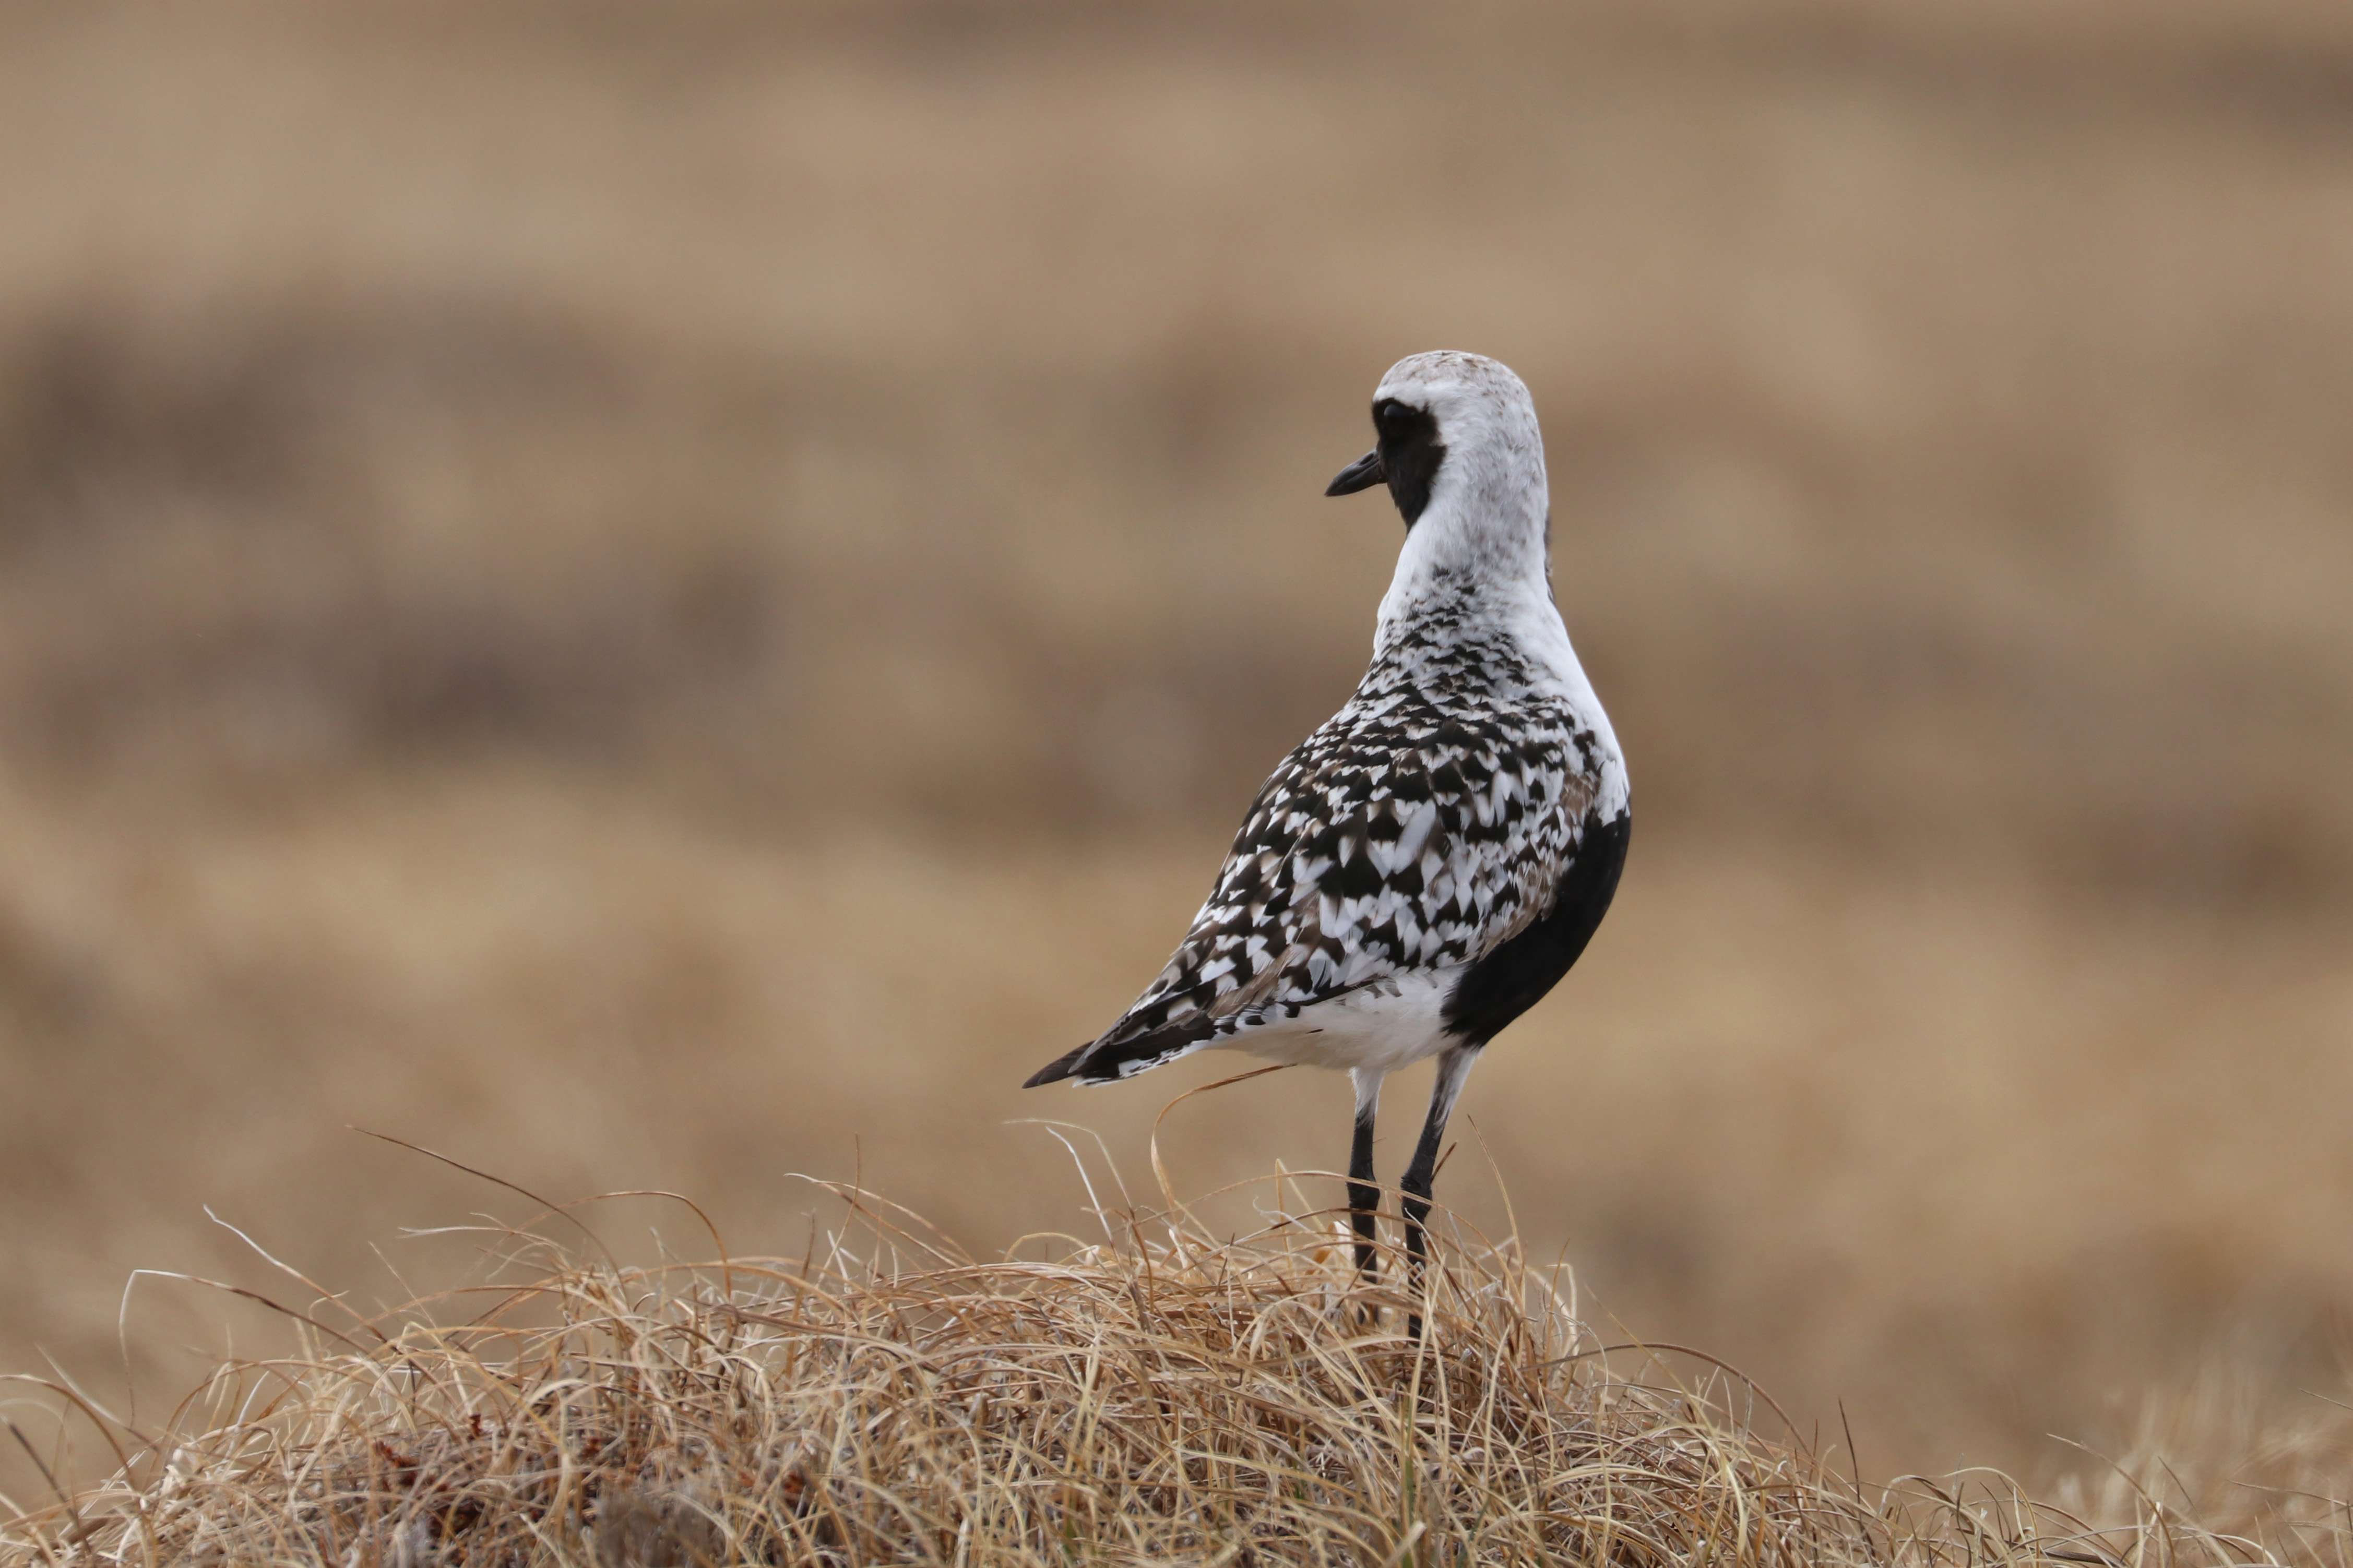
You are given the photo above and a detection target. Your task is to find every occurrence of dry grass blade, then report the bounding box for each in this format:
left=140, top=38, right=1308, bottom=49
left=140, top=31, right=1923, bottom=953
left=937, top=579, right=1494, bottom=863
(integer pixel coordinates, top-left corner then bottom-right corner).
left=2, top=1190, right=2343, bottom=1568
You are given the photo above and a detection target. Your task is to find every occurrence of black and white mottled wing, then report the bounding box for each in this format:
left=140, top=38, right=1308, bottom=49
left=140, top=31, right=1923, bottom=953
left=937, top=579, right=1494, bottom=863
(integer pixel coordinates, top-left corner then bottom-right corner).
left=1027, top=688, right=1615, bottom=1086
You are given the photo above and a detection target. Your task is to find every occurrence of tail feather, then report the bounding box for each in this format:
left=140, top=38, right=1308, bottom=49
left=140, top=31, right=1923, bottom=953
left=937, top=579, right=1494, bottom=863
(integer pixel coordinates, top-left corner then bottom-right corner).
left=1021, top=1019, right=1215, bottom=1088
left=1022, top=1043, right=1092, bottom=1088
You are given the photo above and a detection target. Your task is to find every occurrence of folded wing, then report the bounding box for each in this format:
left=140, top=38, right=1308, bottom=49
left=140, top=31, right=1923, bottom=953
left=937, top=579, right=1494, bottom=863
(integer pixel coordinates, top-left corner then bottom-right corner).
left=1027, top=697, right=1602, bottom=1086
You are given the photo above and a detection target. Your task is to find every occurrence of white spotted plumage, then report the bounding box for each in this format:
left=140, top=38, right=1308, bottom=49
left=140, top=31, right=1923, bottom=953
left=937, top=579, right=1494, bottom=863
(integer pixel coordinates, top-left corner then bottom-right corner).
left=1028, top=352, right=1630, bottom=1095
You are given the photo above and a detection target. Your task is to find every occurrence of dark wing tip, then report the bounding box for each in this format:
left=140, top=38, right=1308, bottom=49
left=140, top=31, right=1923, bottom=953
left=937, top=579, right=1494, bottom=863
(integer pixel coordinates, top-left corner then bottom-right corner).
left=1023, top=1044, right=1091, bottom=1088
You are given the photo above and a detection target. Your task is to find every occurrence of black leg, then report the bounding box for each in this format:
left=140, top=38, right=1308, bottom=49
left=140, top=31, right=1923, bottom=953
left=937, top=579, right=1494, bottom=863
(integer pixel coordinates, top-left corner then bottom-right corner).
left=1399, top=1045, right=1480, bottom=1339
left=1346, top=1068, right=1384, bottom=1284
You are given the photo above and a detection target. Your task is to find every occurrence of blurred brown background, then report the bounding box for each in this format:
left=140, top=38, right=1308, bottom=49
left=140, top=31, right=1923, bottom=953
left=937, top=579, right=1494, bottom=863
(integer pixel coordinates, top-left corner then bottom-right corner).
left=4, top=0, right=2352, bottom=1503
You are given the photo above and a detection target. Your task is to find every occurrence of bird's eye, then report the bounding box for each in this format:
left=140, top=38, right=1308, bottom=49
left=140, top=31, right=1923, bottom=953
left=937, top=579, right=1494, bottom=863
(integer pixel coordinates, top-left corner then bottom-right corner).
left=1376, top=399, right=1417, bottom=429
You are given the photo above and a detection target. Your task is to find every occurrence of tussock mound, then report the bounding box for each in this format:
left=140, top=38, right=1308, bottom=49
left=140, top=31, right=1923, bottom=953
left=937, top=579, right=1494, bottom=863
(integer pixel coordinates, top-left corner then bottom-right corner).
left=0, top=1180, right=2328, bottom=1567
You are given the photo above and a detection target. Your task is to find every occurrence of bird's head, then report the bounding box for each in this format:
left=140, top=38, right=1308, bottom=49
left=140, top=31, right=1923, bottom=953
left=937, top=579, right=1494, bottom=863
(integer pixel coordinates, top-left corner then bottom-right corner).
left=1326, top=351, right=1551, bottom=589
left=1325, top=351, right=1546, bottom=532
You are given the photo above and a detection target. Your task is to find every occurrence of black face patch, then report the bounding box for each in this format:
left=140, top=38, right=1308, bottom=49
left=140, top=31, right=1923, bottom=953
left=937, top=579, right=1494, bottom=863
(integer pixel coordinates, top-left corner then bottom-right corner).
left=1373, top=398, right=1445, bottom=526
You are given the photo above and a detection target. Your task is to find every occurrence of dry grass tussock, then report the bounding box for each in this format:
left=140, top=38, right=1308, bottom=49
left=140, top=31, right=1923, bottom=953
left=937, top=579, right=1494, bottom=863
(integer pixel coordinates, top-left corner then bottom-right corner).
left=7, top=0, right=2353, bottom=1500
left=7, top=1148, right=2345, bottom=1568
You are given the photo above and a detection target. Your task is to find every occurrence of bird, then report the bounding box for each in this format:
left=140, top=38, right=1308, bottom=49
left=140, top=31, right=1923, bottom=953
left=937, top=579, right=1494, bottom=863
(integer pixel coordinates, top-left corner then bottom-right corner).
left=1025, top=351, right=1630, bottom=1316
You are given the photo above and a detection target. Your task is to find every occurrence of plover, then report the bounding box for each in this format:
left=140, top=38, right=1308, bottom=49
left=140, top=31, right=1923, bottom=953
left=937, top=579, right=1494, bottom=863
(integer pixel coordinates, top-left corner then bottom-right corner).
left=1027, top=351, right=1630, bottom=1307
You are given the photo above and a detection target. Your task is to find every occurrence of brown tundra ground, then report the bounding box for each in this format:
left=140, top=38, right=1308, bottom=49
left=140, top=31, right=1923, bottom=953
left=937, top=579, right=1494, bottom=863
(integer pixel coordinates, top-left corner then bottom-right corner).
left=2, top=0, right=2350, bottom=1514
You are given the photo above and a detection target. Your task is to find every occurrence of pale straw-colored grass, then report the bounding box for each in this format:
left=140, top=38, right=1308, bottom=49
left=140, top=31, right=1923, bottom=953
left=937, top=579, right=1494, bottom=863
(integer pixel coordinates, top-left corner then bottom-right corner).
left=3, top=1130, right=2344, bottom=1568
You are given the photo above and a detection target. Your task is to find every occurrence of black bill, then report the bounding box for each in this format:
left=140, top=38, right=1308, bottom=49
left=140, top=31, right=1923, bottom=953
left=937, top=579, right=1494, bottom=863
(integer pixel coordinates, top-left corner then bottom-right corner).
left=1325, top=448, right=1385, bottom=496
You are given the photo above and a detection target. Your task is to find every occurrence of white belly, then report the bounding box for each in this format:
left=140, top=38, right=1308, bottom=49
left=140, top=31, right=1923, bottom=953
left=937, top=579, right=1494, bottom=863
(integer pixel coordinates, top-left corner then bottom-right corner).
left=1222, top=972, right=1458, bottom=1074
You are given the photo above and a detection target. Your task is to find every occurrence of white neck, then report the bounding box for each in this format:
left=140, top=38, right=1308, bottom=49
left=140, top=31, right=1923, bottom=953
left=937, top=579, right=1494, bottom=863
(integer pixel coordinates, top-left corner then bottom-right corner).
left=1377, top=496, right=1549, bottom=613
left=1374, top=447, right=1562, bottom=647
